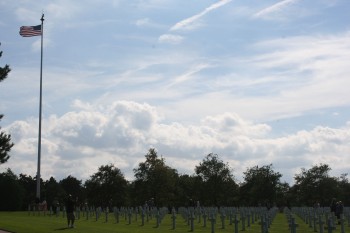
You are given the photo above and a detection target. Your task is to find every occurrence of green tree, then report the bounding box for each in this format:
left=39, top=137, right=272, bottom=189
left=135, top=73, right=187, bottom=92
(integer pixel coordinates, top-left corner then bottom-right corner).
left=337, top=173, right=350, bottom=206
left=275, top=181, right=292, bottom=208
left=240, top=164, right=283, bottom=207
left=85, top=164, right=127, bottom=208
left=175, top=174, right=202, bottom=207
left=59, top=175, right=84, bottom=203
left=133, top=148, right=179, bottom=207
left=43, top=177, right=65, bottom=208
left=0, top=44, right=14, bottom=164
left=195, top=153, right=238, bottom=206
left=0, top=44, right=11, bottom=82
left=18, top=174, right=37, bottom=209
left=0, top=169, right=25, bottom=210
left=292, top=164, right=339, bottom=206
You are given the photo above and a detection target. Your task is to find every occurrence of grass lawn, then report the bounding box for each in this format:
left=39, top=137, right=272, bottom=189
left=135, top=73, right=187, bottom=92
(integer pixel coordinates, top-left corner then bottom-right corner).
left=0, top=211, right=347, bottom=233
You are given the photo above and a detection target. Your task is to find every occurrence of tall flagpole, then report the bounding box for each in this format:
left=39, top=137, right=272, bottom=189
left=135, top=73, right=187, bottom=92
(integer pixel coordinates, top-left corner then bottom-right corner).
left=36, top=13, right=44, bottom=202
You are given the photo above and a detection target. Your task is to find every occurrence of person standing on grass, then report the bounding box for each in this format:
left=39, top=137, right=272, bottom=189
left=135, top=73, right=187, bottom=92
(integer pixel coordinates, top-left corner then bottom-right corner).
left=65, top=194, right=76, bottom=228
left=335, top=201, right=343, bottom=222
left=330, top=198, right=337, bottom=214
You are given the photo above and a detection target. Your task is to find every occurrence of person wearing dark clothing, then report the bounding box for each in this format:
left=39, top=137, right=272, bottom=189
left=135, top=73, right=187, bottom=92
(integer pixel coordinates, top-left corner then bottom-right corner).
left=53, top=198, right=59, bottom=214
left=330, top=198, right=337, bottom=214
left=65, top=195, right=75, bottom=228
left=335, top=201, right=344, bottom=222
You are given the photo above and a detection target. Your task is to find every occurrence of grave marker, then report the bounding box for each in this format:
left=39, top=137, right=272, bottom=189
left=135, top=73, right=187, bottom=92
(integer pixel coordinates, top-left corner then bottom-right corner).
left=209, top=212, right=216, bottom=233
left=105, top=208, right=108, bottom=222
left=220, top=211, right=226, bottom=229
left=128, top=209, right=132, bottom=225
left=339, top=214, right=345, bottom=233
left=171, top=208, right=176, bottom=230
left=233, top=214, right=240, bottom=233
left=190, top=211, right=195, bottom=232
left=155, top=210, right=160, bottom=228
left=141, top=208, right=145, bottom=226
left=241, top=213, right=246, bottom=231
left=327, top=217, right=335, bottom=233
left=95, top=207, right=99, bottom=221
left=86, top=207, right=89, bottom=220
left=76, top=207, right=80, bottom=219
left=198, top=208, right=202, bottom=223
left=146, top=208, right=149, bottom=222
left=318, top=216, right=325, bottom=233
left=229, top=210, right=233, bottom=225
left=203, top=211, right=207, bottom=227
left=289, top=217, right=298, bottom=233
left=260, top=215, right=267, bottom=233
left=313, top=213, right=317, bottom=232
left=247, top=212, right=251, bottom=227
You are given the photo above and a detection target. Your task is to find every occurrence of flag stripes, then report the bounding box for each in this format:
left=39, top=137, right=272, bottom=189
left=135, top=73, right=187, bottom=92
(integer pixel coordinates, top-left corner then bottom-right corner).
left=19, top=25, right=42, bottom=37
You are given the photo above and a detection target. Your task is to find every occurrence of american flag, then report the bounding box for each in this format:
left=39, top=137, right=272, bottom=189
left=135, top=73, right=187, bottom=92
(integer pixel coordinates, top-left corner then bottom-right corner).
left=19, top=25, right=42, bottom=37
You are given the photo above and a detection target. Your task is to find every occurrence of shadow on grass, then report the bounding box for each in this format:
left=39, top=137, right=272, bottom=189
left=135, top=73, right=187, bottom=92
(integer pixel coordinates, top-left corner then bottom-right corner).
left=54, top=227, right=71, bottom=231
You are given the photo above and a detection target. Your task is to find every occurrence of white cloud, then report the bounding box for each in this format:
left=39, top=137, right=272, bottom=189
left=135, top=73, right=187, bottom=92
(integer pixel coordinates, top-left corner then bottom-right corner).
left=165, top=63, right=210, bottom=88
left=45, top=3, right=80, bottom=19
left=170, top=0, right=232, bottom=31
left=2, top=100, right=350, bottom=184
left=250, top=33, right=350, bottom=110
left=15, top=7, right=42, bottom=23
left=135, top=18, right=152, bottom=27
left=14, top=1, right=81, bottom=23
left=253, top=0, right=300, bottom=19
left=134, top=18, right=164, bottom=28
left=158, top=34, right=184, bottom=44
left=201, top=113, right=271, bottom=137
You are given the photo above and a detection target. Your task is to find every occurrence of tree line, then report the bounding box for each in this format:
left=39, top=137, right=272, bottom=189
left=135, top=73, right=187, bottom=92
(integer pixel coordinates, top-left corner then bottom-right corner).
left=1, top=148, right=349, bottom=211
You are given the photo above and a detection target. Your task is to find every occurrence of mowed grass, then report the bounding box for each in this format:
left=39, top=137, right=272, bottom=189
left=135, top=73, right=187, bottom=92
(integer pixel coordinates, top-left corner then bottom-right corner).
left=0, top=211, right=347, bottom=233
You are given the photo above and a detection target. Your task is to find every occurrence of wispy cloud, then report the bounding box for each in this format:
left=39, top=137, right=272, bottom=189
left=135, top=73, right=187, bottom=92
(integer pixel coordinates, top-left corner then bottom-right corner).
left=254, top=0, right=300, bottom=19
left=158, top=34, right=184, bottom=44
left=170, top=0, right=232, bottom=31
left=134, top=18, right=164, bottom=29
left=166, top=63, right=210, bottom=88
left=135, top=18, right=152, bottom=27
left=159, top=0, right=232, bottom=44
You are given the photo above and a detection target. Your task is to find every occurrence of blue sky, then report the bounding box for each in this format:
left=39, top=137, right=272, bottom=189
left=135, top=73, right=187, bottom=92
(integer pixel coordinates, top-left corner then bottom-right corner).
left=1, top=0, right=350, bottom=184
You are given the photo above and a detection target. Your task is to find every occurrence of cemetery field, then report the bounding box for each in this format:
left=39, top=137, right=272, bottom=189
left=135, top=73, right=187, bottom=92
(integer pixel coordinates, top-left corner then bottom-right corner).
left=1, top=210, right=344, bottom=233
